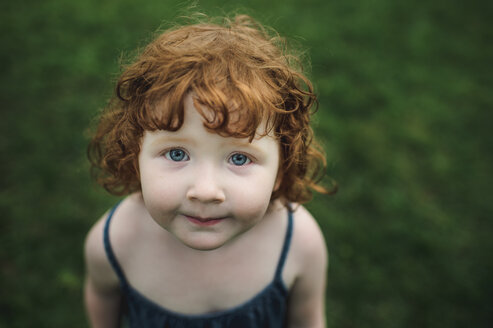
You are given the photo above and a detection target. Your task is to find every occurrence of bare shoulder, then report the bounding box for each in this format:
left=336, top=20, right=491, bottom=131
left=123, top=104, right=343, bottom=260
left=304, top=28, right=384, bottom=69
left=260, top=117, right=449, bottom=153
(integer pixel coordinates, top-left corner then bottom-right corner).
left=290, top=205, right=328, bottom=267
left=84, top=193, right=146, bottom=291
left=286, top=205, right=328, bottom=327
left=84, top=207, right=118, bottom=291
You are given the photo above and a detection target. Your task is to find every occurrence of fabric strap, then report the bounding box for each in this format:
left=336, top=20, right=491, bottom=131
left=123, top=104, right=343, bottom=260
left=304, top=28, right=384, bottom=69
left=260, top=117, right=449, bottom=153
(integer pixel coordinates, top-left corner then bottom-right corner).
left=274, top=208, right=294, bottom=282
left=103, top=202, right=129, bottom=289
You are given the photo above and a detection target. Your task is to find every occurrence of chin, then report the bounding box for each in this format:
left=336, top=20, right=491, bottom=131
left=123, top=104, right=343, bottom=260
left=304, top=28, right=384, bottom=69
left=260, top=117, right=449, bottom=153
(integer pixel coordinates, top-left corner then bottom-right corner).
left=179, top=235, right=233, bottom=252
left=189, top=244, right=224, bottom=252
left=184, top=241, right=227, bottom=252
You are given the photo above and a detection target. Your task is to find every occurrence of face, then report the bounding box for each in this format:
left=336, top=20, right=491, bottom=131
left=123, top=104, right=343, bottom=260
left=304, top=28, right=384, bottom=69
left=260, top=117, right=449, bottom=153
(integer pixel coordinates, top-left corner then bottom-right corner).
left=138, top=94, right=280, bottom=251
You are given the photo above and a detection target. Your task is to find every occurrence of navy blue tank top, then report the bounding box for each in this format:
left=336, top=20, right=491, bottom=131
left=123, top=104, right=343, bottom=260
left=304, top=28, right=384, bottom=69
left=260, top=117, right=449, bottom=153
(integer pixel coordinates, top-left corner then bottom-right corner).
left=103, top=204, right=294, bottom=328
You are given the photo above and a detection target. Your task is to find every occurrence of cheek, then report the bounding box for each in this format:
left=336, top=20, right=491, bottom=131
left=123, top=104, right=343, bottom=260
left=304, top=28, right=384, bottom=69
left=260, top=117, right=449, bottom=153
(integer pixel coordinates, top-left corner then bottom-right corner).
left=140, top=165, right=183, bottom=211
left=229, top=172, right=277, bottom=217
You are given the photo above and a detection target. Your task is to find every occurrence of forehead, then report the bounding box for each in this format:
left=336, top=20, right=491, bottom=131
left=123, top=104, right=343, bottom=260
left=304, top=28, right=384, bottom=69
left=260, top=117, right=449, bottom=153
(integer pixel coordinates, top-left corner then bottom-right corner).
left=144, top=94, right=277, bottom=146
left=188, top=94, right=273, bottom=136
left=150, top=92, right=275, bottom=140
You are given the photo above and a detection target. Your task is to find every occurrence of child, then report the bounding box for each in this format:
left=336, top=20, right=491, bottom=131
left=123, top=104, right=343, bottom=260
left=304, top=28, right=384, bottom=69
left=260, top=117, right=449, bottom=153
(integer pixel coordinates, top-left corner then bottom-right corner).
left=85, top=14, right=331, bottom=328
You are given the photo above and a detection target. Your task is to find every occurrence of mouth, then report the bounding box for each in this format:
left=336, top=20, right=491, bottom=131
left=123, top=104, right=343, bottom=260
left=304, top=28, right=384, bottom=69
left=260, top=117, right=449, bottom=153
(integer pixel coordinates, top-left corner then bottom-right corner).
left=184, top=215, right=225, bottom=226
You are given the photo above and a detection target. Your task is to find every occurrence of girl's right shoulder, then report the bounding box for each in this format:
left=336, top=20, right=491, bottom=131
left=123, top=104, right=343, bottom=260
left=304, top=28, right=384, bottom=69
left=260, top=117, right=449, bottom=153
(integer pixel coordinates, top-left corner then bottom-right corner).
left=84, top=193, right=146, bottom=290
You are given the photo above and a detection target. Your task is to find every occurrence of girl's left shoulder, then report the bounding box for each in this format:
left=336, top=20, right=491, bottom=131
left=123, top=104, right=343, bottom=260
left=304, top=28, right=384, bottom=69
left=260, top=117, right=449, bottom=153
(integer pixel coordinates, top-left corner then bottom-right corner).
left=284, top=205, right=328, bottom=326
left=288, top=205, right=328, bottom=275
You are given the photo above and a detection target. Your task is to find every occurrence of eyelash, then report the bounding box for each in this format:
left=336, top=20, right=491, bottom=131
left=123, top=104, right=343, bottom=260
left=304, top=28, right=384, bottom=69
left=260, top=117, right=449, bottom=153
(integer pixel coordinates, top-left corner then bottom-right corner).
left=163, top=148, right=190, bottom=162
left=228, top=152, right=252, bottom=166
left=163, top=148, right=253, bottom=166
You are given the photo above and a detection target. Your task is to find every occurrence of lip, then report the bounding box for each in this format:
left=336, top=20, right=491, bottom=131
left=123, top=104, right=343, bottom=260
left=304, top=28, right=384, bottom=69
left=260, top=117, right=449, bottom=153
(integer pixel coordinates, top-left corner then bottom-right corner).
left=184, top=215, right=225, bottom=226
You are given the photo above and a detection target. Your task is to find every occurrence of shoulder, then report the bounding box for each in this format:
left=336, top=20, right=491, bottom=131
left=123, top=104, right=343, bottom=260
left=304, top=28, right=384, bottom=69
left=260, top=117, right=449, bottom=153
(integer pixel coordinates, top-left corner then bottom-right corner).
left=84, top=193, right=146, bottom=290
left=290, top=205, right=328, bottom=268
left=285, top=205, right=328, bottom=327
left=84, top=206, right=118, bottom=291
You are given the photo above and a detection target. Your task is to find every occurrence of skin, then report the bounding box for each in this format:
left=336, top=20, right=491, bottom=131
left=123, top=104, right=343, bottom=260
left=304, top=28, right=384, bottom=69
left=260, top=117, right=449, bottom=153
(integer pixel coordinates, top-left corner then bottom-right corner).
left=138, top=95, right=282, bottom=251
left=84, top=94, right=328, bottom=327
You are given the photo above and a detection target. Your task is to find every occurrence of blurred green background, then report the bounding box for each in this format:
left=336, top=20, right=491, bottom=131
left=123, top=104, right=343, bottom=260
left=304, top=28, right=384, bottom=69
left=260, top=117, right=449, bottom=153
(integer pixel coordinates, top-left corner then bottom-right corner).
left=1, top=0, right=492, bottom=327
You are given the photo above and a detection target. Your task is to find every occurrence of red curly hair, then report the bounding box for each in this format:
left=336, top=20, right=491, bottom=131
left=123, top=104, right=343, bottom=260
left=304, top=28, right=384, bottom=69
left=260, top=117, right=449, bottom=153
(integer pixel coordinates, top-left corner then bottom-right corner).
left=88, top=14, right=334, bottom=204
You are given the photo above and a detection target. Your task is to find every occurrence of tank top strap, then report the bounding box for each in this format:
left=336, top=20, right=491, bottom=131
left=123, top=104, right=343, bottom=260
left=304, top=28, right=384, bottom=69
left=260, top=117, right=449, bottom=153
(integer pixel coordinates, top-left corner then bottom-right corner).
left=103, top=202, right=130, bottom=289
left=274, top=206, right=294, bottom=282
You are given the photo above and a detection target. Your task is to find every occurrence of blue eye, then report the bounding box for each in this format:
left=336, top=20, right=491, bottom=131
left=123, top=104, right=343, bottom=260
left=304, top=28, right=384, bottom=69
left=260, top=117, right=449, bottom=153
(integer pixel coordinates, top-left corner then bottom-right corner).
left=229, top=153, right=251, bottom=166
left=165, top=148, right=189, bottom=162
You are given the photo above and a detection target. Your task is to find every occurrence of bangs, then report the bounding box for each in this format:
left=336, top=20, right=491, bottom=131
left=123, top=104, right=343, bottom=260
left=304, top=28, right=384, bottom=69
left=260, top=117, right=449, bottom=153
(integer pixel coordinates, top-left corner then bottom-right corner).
left=138, top=56, right=285, bottom=140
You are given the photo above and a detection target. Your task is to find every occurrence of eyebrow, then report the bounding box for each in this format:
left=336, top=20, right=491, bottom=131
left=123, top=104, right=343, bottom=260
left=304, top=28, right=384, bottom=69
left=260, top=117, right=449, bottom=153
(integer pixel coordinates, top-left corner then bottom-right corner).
left=223, top=139, right=264, bottom=154
left=148, top=133, right=266, bottom=154
left=149, top=136, right=197, bottom=148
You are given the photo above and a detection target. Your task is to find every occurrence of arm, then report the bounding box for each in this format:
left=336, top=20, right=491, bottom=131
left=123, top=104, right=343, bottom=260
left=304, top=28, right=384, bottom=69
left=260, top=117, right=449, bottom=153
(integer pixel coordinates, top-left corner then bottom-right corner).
left=84, top=215, right=123, bottom=328
left=287, top=208, right=329, bottom=328
left=84, top=277, right=122, bottom=328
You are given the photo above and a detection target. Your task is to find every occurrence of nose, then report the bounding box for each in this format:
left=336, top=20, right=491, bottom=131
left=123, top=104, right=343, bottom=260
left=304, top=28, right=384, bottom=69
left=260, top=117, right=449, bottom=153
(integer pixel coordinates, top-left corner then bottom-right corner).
left=186, top=164, right=225, bottom=203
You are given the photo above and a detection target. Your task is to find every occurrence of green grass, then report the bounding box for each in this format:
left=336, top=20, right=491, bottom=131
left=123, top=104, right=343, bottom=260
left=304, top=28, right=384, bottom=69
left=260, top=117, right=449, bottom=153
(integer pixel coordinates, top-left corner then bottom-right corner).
left=1, top=0, right=492, bottom=327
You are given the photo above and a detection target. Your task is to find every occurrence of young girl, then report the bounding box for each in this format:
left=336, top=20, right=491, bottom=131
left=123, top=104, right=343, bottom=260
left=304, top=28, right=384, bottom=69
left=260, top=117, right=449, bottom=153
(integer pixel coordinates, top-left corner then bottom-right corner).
left=85, top=14, right=331, bottom=328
